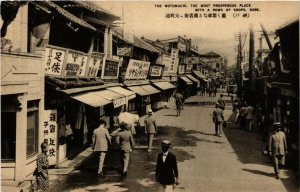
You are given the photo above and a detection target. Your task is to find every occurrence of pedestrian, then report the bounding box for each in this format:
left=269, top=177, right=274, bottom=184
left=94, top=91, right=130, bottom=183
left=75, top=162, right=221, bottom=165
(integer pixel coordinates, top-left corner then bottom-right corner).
left=239, top=103, right=247, bottom=129
left=92, top=119, right=111, bottom=175
left=35, top=142, right=49, bottom=192
left=212, top=103, right=224, bottom=137
left=245, top=103, right=254, bottom=132
left=155, top=140, right=178, bottom=192
left=268, top=123, right=288, bottom=179
left=175, top=97, right=182, bottom=116
left=144, top=109, right=158, bottom=152
left=218, top=94, right=226, bottom=110
left=116, top=122, right=135, bottom=177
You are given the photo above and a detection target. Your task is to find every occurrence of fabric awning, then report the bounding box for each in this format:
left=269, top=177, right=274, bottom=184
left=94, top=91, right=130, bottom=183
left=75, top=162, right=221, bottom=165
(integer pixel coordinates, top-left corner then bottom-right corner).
left=153, top=82, right=175, bottom=90
left=179, top=76, right=193, bottom=85
left=186, top=74, right=200, bottom=87
left=193, top=70, right=207, bottom=79
left=127, top=86, right=149, bottom=96
left=71, top=92, right=111, bottom=107
left=93, top=90, right=126, bottom=108
left=141, top=85, right=160, bottom=95
left=107, top=87, right=136, bottom=100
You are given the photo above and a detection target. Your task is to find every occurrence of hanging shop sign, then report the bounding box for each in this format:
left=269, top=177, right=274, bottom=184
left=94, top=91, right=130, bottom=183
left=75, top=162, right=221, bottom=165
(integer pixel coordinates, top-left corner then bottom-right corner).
left=42, top=110, right=58, bottom=165
left=178, top=64, right=185, bottom=74
left=87, top=53, right=103, bottom=77
left=149, top=65, right=163, bottom=77
left=125, top=59, right=150, bottom=80
left=102, top=58, right=120, bottom=79
left=113, top=97, right=126, bottom=108
left=44, top=47, right=66, bottom=76
left=185, top=57, right=200, bottom=64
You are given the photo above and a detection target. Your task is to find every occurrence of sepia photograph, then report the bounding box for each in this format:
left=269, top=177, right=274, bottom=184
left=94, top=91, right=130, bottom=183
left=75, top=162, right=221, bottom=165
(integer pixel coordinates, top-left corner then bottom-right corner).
left=1, top=1, right=299, bottom=191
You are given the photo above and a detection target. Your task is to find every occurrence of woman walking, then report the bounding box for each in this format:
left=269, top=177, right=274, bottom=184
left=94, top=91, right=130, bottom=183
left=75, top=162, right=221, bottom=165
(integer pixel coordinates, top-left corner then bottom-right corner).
left=36, top=142, right=49, bottom=192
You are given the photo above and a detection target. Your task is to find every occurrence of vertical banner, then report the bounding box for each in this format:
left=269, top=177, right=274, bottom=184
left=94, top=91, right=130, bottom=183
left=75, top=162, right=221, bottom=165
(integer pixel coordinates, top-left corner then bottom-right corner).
left=42, top=110, right=57, bottom=165
left=87, top=54, right=103, bottom=77
left=170, top=48, right=179, bottom=73
left=44, top=47, right=66, bottom=76
left=78, top=55, right=89, bottom=77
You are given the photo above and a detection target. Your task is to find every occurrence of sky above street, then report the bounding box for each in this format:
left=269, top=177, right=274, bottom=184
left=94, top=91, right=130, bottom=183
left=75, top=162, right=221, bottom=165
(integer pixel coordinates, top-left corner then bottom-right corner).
left=96, top=1, right=298, bottom=66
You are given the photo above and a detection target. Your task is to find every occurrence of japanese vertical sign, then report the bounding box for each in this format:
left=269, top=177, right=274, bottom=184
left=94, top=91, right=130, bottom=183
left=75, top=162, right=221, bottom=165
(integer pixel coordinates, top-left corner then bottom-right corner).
left=42, top=110, right=57, bottom=165
left=87, top=54, right=103, bottom=77
left=78, top=55, right=89, bottom=77
left=170, top=48, right=179, bottom=74
left=44, top=47, right=65, bottom=76
left=125, top=59, right=150, bottom=80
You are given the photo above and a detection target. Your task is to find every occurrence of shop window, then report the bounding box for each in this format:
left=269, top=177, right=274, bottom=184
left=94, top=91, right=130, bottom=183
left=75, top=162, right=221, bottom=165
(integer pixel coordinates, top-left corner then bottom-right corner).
left=1, top=112, right=16, bottom=162
left=27, top=100, right=39, bottom=157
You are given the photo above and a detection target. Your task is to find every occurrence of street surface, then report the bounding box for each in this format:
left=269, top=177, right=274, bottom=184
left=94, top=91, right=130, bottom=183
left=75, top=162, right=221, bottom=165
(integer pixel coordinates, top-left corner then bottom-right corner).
left=52, top=94, right=298, bottom=192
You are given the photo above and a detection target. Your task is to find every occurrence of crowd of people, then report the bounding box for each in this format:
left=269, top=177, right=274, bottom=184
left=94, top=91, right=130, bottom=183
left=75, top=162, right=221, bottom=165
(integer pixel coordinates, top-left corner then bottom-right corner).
left=200, top=85, right=218, bottom=97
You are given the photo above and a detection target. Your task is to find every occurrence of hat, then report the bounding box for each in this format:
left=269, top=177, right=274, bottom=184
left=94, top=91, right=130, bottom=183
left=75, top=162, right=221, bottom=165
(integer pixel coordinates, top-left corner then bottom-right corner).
left=148, top=109, right=153, bottom=114
left=215, top=103, right=220, bottom=107
left=161, top=140, right=171, bottom=146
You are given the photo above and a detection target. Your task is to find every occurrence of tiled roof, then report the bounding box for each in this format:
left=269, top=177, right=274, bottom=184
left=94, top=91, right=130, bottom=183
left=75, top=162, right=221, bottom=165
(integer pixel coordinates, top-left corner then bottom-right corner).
left=41, top=1, right=96, bottom=31
left=133, top=36, right=160, bottom=53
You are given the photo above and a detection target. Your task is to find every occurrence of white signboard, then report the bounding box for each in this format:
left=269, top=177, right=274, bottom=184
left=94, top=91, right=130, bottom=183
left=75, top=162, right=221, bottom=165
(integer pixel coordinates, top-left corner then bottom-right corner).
left=44, top=47, right=66, bottom=76
left=78, top=55, right=88, bottom=77
left=42, top=110, right=57, bottom=165
left=113, top=98, right=126, bottom=108
left=150, top=65, right=163, bottom=77
left=64, top=51, right=83, bottom=76
left=125, top=59, right=150, bottom=80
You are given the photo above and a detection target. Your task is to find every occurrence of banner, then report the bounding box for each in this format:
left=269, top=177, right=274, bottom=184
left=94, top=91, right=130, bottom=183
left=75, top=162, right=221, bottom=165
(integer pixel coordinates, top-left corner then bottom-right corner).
left=125, top=59, right=150, bottom=80
left=44, top=47, right=66, bottom=76
left=64, top=51, right=83, bottom=76
left=42, top=110, right=57, bottom=165
left=78, top=55, right=89, bottom=77
left=87, top=54, right=103, bottom=77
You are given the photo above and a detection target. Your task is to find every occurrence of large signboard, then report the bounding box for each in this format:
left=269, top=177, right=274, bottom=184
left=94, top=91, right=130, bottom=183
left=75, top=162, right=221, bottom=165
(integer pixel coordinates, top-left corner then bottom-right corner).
left=125, top=59, right=150, bottom=80
left=102, top=58, right=119, bottom=79
left=42, top=110, right=57, bottom=165
left=44, top=47, right=66, bottom=76
left=63, top=51, right=83, bottom=76
left=149, top=65, right=163, bottom=77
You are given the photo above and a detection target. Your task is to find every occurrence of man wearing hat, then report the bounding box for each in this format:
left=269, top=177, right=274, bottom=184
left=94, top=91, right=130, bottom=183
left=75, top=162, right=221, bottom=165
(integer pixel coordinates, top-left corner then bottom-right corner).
left=212, top=103, right=224, bottom=136
left=268, top=122, right=288, bottom=179
left=156, top=140, right=178, bottom=192
left=144, top=109, right=158, bottom=152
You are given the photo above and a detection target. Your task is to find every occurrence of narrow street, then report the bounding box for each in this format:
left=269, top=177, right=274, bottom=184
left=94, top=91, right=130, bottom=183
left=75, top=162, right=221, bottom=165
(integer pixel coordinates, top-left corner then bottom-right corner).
left=52, top=95, right=298, bottom=192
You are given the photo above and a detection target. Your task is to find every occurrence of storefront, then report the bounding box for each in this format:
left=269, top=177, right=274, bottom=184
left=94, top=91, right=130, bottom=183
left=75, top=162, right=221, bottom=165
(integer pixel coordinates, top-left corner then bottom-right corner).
left=186, top=74, right=200, bottom=96
left=1, top=52, right=44, bottom=181
left=151, top=81, right=176, bottom=108
left=178, top=76, right=193, bottom=99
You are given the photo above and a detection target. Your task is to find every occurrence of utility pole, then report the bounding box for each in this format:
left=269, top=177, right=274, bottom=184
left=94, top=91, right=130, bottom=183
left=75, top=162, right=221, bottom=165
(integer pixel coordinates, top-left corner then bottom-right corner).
left=249, top=23, right=254, bottom=92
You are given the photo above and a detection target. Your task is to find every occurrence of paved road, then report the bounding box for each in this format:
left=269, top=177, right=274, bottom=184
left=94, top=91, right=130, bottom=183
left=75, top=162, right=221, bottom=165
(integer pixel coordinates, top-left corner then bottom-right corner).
left=52, top=95, right=298, bottom=192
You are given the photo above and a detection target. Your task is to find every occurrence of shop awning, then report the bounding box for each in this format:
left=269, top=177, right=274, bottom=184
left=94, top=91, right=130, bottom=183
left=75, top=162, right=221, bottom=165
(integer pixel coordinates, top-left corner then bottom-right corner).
left=179, top=76, right=193, bottom=85
left=186, top=74, right=200, bottom=87
left=127, top=86, right=149, bottom=96
left=193, top=70, right=207, bottom=79
left=141, top=85, right=160, bottom=94
left=107, top=87, right=136, bottom=100
left=153, top=82, right=175, bottom=90
left=93, top=90, right=126, bottom=108
left=71, top=92, right=111, bottom=107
